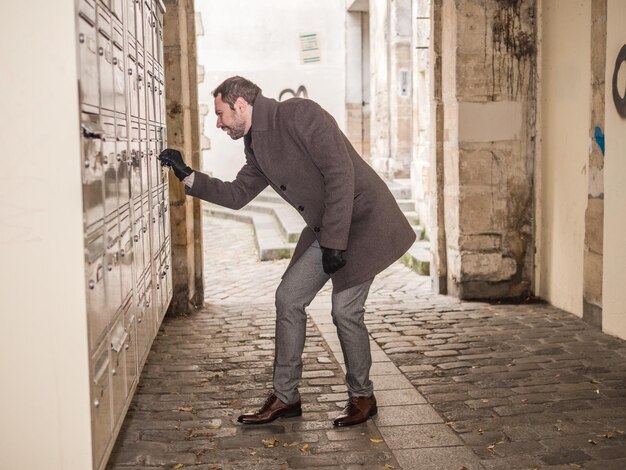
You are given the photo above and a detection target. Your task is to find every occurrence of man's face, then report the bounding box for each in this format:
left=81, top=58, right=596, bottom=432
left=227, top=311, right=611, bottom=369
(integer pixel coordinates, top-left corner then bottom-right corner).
left=215, top=94, right=248, bottom=140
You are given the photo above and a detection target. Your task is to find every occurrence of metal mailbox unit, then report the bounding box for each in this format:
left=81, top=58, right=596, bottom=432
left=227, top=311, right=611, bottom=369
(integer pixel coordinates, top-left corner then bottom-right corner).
left=77, top=0, right=171, bottom=468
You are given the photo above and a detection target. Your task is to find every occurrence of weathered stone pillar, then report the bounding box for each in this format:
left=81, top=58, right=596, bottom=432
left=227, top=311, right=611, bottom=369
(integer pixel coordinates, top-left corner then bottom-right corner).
left=164, top=0, right=204, bottom=314
left=411, top=0, right=433, bottom=229
left=369, top=0, right=391, bottom=177
left=437, top=0, right=537, bottom=299
left=583, top=0, right=606, bottom=327
left=369, top=0, right=413, bottom=179
left=389, top=0, right=413, bottom=178
left=429, top=0, right=448, bottom=294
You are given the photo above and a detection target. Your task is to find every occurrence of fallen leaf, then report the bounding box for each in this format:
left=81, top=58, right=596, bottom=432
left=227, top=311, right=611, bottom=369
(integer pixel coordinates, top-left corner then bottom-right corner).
left=175, top=406, right=193, bottom=412
left=300, top=443, right=310, bottom=453
left=262, top=439, right=280, bottom=448
left=588, top=439, right=597, bottom=445
left=590, top=379, right=600, bottom=384
left=384, top=464, right=395, bottom=469
left=370, top=438, right=384, bottom=443
left=604, top=433, right=614, bottom=439
left=618, top=430, right=625, bottom=434
left=208, top=424, right=221, bottom=429
left=173, top=465, right=184, bottom=469
left=569, top=464, right=582, bottom=468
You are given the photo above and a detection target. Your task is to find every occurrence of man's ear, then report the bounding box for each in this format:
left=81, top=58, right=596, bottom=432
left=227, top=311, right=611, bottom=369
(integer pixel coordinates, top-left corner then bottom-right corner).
left=235, top=96, right=248, bottom=113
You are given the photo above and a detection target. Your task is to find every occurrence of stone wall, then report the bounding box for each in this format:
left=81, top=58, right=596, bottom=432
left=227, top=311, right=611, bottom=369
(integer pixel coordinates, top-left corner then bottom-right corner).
left=437, top=0, right=537, bottom=299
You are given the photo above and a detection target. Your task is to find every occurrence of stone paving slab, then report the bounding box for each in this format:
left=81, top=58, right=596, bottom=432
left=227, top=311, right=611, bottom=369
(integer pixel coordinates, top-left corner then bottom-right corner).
left=108, top=215, right=626, bottom=469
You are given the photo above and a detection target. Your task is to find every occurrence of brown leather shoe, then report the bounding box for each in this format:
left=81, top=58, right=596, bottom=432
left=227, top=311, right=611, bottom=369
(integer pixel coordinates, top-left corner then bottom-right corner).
left=332, top=395, right=377, bottom=427
left=237, top=393, right=302, bottom=424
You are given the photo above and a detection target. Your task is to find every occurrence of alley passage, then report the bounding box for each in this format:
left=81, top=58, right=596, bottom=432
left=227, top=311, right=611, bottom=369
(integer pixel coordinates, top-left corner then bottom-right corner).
left=108, top=215, right=626, bottom=469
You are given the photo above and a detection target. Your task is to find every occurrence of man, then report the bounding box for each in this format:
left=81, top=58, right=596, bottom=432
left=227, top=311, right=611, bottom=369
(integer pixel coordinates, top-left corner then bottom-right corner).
left=159, top=76, right=415, bottom=427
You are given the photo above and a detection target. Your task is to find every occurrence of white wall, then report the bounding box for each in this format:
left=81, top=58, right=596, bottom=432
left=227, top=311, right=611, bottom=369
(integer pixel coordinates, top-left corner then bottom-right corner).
left=0, top=0, right=93, bottom=468
left=602, top=0, right=626, bottom=338
left=195, top=0, right=347, bottom=180
left=538, top=0, right=591, bottom=316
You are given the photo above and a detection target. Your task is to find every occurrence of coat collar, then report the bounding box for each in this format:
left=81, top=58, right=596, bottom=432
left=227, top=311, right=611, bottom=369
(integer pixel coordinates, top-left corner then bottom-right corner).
left=250, top=93, right=278, bottom=133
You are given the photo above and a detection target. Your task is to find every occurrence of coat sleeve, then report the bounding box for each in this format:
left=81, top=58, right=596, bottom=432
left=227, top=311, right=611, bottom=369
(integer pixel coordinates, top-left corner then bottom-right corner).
left=185, top=157, right=268, bottom=210
left=291, top=100, right=354, bottom=251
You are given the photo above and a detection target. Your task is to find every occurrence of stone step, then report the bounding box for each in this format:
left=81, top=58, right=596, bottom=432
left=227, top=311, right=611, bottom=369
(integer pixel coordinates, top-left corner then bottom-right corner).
left=202, top=203, right=295, bottom=261
left=396, top=198, right=416, bottom=212
left=402, top=240, right=431, bottom=276
left=244, top=201, right=304, bottom=243
left=253, top=188, right=285, bottom=204
left=403, top=210, right=420, bottom=226
left=387, top=178, right=412, bottom=200
left=412, top=224, right=424, bottom=240
left=203, top=186, right=430, bottom=265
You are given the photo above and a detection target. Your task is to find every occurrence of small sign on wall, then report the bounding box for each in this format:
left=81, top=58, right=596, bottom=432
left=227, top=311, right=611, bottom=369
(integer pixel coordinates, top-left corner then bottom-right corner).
left=400, top=69, right=410, bottom=97
left=300, top=33, right=321, bottom=64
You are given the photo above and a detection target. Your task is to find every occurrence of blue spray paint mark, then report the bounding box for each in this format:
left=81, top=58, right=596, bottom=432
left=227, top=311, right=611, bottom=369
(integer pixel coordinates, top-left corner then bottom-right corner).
left=594, top=126, right=605, bottom=156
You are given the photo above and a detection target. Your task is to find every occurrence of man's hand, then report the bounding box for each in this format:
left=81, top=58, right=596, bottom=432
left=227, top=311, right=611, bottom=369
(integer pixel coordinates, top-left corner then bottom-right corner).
left=321, top=247, right=346, bottom=274
left=158, top=148, right=193, bottom=181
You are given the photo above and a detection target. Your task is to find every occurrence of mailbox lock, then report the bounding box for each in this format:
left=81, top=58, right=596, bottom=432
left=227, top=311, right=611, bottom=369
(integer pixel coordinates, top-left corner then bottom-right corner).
left=107, top=264, right=112, bottom=272
left=94, top=399, right=100, bottom=408
left=134, top=234, right=139, bottom=242
left=84, top=160, right=90, bottom=169
left=112, top=57, right=118, bottom=66
left=98, top=47, right=104, bottom=56
left=128, top=68, right=133, bottom=76
left=125, top=343, right=129, bottom=350
left=111, top=368, right=117, bottom=376
left=89, top=280, right=95, bottom=290
left=116, top=153, right=122, bottom=162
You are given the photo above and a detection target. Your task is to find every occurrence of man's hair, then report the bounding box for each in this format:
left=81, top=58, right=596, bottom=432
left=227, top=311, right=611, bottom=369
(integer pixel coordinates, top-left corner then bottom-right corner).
left=212, top=76, right=261, bottom=109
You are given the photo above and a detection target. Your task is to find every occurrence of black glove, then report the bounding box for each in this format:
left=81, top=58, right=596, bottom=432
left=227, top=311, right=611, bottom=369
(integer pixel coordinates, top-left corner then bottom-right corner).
left=321, top=247, right=346, bottom=274
left=158, top=148, right=193, bottom=181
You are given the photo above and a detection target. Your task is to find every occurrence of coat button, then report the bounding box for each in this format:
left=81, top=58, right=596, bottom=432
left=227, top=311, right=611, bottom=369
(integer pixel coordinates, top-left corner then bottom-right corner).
left=314, top=227, right=320, bottom=233
left=298, top=205, right=304, bottom=211
left=280, top=185, right=286, bottom=191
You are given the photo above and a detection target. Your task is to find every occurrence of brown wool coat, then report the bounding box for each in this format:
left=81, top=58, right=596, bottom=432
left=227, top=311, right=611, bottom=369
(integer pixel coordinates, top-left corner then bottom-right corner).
left=186, top=94, right=416, bottom=292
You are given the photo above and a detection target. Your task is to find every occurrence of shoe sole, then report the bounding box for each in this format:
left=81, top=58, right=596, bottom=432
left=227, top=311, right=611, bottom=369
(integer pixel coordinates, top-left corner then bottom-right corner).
left=332, top=405, right=378, bottom=427
left=238, top=408, right=302, bottom=425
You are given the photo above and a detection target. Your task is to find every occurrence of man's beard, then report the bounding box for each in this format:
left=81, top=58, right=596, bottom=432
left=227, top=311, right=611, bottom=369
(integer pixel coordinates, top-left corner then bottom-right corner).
left=223, top=115, right=247, bottom=140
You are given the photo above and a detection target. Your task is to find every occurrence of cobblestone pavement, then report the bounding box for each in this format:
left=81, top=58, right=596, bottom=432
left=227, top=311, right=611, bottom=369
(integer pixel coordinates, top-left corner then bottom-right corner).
left=108, top=217, right=399, bottom=469
left=109, top=216, right=626, bottom=469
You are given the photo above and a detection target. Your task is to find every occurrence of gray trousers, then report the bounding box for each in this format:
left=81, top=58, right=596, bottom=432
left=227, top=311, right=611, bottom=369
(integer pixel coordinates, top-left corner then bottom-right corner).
left=273, top=240, right=374, bottom=404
